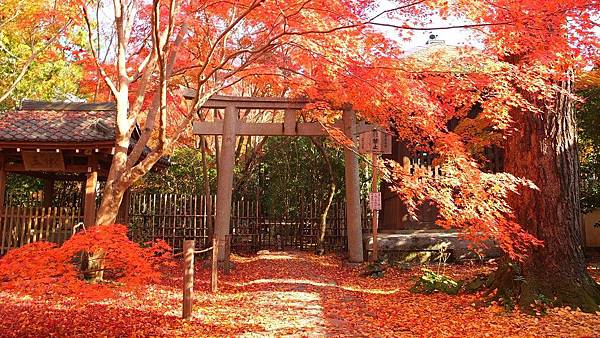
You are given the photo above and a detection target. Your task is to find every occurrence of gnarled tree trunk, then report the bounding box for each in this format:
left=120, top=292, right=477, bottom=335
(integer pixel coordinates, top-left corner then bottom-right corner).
left=490, top=73, right=600, bottom=312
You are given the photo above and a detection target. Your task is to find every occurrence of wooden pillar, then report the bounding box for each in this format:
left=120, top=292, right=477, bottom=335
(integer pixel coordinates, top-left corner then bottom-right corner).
left=42, top=179, right=55, bottom=208
left=284, top=109, right=296, bottom=135
left=371, top=152, right=379, bottom=261
left=214, top=105, right=237, bottom=261
left=343, top=106, right=364, bottom=263
left=0, top=154, right=5, bottom=214
left=182, top=240, right=194, bottom=320
left=83, top=158, right=98, bottom=226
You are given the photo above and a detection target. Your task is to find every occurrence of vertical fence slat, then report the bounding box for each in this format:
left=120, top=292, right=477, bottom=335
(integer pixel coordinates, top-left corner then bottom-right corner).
left=8, top=207, right=16, bottom=252
left=0, top=207, right=7, bottom=255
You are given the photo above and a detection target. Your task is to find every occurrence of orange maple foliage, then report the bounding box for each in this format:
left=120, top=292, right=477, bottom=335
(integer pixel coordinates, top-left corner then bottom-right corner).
left=64, top=0, right=600, bottom=257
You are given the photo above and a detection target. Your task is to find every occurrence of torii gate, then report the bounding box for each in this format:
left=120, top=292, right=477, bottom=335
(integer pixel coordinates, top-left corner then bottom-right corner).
left=188, top=93, right=371, bottom=263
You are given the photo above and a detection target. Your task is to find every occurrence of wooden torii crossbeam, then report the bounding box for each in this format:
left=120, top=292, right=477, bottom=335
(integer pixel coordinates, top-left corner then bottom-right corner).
left=188, top=93, right=370, bottom=263
left=190, top=94, right=372, bottom=136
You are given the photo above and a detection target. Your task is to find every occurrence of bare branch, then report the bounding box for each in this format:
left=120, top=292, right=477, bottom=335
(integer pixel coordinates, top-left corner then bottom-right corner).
left=83, top=6, right=119, bottom=96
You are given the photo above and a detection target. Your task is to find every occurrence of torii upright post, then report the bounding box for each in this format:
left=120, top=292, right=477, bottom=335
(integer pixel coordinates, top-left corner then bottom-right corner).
left=214, top=104, right=238, bottom=261
left=343, top=106, right=364, bottom=263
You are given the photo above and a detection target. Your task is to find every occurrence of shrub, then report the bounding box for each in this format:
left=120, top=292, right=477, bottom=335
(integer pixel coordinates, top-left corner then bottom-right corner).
left=410, top=268, right=462, bottom=295
left=0, top=224, right=173, bottom=298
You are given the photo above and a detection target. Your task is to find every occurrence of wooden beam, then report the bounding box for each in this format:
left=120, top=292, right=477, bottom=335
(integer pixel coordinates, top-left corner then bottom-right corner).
left=238, top=123, right=284, bottom=136
left=8, top=171, right=108, bottom=182
left=194, top=119, right=375, bottom=137
left=5, top=163, right=92, bottom=173
left=182, top=91, right=308, bottom=110
left=343, top=106, right=364, bottom=263
left=42, top=179, right=55, bottom=208
left=0, top=142, right=114, bottom=150
left=83, top=157, right=98, bottom=226
left=193, top=121, right=224, bottom=135
left=296, top=122, right=330, bottom=136
left=284, top=109, right=296, bottom=136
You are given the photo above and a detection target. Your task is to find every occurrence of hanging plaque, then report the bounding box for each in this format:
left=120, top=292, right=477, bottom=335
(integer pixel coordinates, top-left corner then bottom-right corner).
left=22, top=151, right=65, bottom=171
left=359, top=129, right=392, bottom=154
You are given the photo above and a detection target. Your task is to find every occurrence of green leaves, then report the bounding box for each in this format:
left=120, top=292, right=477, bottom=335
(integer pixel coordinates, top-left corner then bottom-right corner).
left=410, top=268, right=462, bottom=295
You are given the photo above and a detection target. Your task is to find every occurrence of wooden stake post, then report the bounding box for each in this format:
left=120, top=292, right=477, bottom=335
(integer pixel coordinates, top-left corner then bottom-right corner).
left=182, top=240, right=195, bottom=320
left=211, top=238, right=218, bottom=292
left=359, top=128, right=391, bottom=262
left=371, top=152, right=379, bottom=262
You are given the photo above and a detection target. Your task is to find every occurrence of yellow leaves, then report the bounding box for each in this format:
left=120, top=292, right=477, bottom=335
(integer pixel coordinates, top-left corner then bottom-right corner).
left=577, top=69, right=600, bottom=91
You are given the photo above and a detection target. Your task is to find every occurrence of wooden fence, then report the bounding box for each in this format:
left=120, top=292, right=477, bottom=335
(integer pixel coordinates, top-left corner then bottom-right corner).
left=0, top=192, right=372, bottom=255
left=127, top=192, right=372, bottom=253
left=0, top=207, right=83, bottom=255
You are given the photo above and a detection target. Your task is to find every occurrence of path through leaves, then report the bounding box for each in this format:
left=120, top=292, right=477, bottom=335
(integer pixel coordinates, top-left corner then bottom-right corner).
left=1, top=251, right=599, bottom=336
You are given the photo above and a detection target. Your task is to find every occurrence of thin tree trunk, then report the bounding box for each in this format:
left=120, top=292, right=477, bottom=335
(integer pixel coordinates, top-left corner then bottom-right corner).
left=490, top=73, right=600, bottom=312
left=311, top=137, right=336, bottom=255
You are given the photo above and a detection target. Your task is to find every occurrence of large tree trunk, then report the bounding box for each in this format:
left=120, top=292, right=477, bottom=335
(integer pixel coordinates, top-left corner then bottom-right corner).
left=96, top=185, right=128, bottom=225
left=85, top=133, right=130, bottom=282
left=491, top=73, right=600, bottom=312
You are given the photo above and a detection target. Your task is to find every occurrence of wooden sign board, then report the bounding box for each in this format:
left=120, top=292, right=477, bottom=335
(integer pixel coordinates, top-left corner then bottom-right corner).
left=369, top=192, right=382, bottom=211
left=22, top=151, right=65, bottom=171
left=584, top=210, right=600, bottom=248
left=359, top=129, right=392, bottom=154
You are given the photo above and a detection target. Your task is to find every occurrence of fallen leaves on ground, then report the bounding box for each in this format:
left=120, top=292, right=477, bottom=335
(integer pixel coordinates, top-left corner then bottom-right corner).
left=1, top=251, right=599, bottom=337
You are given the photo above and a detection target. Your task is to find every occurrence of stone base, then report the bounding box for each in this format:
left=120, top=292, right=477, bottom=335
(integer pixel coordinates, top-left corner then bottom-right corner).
left=364, top=230, right=501, bottom=264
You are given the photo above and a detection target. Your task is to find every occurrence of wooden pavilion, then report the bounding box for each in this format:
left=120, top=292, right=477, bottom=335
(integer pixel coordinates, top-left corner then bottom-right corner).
left=0, top=100, right=167, bottom=254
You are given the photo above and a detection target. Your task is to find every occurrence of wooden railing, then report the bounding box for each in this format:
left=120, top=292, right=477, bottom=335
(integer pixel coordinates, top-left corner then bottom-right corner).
left=0, top=207, right=83, bottom=255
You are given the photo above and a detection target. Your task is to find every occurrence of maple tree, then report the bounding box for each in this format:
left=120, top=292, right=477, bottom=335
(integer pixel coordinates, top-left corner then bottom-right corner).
left=456, top=0, right=600, bottom=312
left=1, top=0, right=596, bottom=312
left=265, top=0, right=600, bottom=311
left=76, top=0, right=379, bottom=227
left=356, top=0, right=600, bottom=312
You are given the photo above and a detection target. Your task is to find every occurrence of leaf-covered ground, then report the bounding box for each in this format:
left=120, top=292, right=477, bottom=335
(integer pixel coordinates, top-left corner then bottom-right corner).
left=1, top=251, right=599, bottom=337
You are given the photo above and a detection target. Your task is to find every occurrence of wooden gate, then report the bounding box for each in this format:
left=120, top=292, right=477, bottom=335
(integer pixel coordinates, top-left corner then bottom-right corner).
left=0, top=207, right=83, bottom=255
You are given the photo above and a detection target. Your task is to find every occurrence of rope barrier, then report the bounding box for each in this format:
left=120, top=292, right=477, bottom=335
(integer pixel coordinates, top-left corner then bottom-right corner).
left=173, top=245, right=214, bottom=257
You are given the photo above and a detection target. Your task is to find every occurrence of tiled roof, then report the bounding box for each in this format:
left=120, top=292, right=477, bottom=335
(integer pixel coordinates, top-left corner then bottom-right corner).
left=0, top=101, right=116, bottom=143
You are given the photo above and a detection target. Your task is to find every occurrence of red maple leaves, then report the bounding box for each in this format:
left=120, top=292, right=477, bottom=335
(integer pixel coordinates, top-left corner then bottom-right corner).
left=0, top=224, right=173, bottom=298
